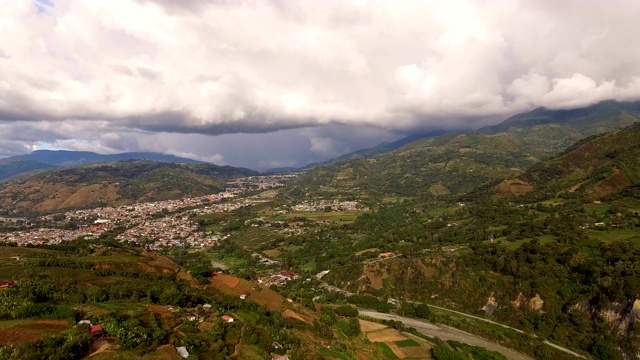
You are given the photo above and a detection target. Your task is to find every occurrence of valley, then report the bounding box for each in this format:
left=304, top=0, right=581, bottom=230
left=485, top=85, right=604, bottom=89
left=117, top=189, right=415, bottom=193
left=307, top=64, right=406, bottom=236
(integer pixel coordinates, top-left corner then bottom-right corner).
left=0, top=101, right=639, bottom=359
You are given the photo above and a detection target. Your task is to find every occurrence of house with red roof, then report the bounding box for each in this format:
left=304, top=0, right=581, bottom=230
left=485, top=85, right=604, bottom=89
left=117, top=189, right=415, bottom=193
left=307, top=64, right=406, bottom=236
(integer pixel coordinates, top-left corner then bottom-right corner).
left=91, top=325, right=104, bottom=337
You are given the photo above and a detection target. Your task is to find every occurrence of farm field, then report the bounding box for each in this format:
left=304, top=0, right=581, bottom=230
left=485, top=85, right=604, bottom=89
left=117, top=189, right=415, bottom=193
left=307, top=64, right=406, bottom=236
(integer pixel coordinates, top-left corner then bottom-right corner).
left=360, top=320, right=433, bottom=359
left=586, top=228, right=640, bottom=244
left=0, top=319, right=70, bottom=346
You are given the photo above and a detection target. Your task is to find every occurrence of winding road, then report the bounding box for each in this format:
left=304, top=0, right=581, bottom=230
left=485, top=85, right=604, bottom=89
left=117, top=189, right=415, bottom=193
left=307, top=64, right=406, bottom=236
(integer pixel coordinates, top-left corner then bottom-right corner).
left=359, top=310, right=535, bottom=360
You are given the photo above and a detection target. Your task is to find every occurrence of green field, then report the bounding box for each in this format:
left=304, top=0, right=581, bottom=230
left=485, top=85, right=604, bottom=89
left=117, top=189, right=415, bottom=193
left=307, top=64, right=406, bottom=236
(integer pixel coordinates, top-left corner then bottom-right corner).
left=375, top=342, right=399, bottom=359
left=280, top=211, right=363, bottom=223
left=501, top=235, right=557, bottom=250
left=586, top=228, right=640, bottom=244
left=584, top=203, right=612, bottom=215
left=395, top=338, right=420, bottom=348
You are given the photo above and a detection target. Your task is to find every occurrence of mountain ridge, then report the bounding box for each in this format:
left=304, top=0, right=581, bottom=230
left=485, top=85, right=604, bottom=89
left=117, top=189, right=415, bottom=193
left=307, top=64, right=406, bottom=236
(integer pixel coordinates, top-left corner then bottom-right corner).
left=0, top=150, right=210, bottom=182
left=0, top=160, right=258, bottom=215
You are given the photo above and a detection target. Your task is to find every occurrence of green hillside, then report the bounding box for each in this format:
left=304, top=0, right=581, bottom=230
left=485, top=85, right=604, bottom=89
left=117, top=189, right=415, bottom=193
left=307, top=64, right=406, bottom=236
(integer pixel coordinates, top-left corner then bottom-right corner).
left=0, top=160, right=258, bottom=215
left=513, top=122, right=640, bottom=200
left=289, top=101, right=640, bottom=202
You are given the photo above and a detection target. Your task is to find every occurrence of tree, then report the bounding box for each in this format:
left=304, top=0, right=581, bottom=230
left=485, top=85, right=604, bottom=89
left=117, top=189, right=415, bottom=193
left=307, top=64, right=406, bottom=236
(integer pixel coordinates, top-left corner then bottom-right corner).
left=345, top=318, right=361, bottom=337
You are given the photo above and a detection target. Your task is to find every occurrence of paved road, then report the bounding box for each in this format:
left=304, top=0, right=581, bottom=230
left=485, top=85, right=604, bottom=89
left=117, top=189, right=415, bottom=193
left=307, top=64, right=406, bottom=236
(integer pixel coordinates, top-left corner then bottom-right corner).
left=425, top=305, right=586, bottom=359
left=427, top=304, right=525, bottom=333
left=359, top=310, right=535, bottom=360
left=319, top=281, right=586, bottom=358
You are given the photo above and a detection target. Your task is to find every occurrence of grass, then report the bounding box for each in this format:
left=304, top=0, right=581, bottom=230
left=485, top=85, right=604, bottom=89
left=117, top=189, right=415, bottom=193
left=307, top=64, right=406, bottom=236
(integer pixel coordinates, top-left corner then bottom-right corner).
left=426, top=205, right=460, bottom=217
left=90, top=345, right=182, bottom=360
left=318, top=348, right=351, bottom=360
left=374, top=342, right=399, bottom=359
left=233, top=344, right=267, bottom=360
left=501, top=235, right=557, bottom=250
left=0, top=246, right=54, bottom=259
left=0, top=266, right=101, bottom=282
left=233, top=310, right=259, bottom=325
left=300, top=261, right=316, bottom=272
left=283, top=211, right=363, bottom=223
left=81, top=301, right=146, bottom=315
left=586, top=228, right=640, bottom=244
left=205, top=252, right=246, bottom=269
left=229, top=227, right=282, bottom=248
left=584, top=203, right=612, bottom=215
left=395, top=338, right=420, bottom=348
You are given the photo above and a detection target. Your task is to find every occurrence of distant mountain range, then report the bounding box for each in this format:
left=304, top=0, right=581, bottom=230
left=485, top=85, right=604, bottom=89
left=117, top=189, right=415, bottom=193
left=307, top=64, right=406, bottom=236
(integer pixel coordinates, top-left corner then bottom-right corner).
left=296, top=100, right=640, bottom=173
left=288, top=100, right=640, bottom=199
left=0, top=150, right=204, bottom=182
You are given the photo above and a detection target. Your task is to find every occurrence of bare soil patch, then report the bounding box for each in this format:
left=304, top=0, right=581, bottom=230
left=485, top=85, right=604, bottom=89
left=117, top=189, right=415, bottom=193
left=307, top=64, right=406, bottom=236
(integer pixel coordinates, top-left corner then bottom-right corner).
left=0, top=319, right=69, bottom=345
left=88, top=338, right=113, bottom=357
left=362, top=262, right=384, bottom=290
left=355, top=248, right=379, bottom=256
left=591, top=169, right=631, bottom=198
left=360, top=320, right=387, bottom=332
left=283, top=309, right=309, bottom=323
left=262, top=249, right=280, bottom=258
left=212, top=273, right=240, bottom=288
left=496, top=178, right=534, bottom=196
left=400, top=346, right=431, bottom=358
left=367, top=328, right=406, bottom=342
left=207, top=274, right=283, bottom=311
left=568, top=183, right=582, bottom=193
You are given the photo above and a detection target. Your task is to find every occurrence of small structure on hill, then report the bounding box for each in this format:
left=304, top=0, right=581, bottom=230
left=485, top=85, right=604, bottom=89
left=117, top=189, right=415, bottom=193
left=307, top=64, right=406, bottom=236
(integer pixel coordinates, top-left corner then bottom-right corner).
left=90, top=325, right=104, bottom=337
left=221, top=315, right=234, bottom=323
left=0, top=280, right=15, bottom=289
left=176, top=346, right=189, bottom=359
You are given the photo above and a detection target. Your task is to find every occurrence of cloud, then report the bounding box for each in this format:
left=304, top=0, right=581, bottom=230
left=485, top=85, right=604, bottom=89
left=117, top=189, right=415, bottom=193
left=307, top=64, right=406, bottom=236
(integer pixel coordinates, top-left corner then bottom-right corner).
left=1, top=0, right=640, bottom=167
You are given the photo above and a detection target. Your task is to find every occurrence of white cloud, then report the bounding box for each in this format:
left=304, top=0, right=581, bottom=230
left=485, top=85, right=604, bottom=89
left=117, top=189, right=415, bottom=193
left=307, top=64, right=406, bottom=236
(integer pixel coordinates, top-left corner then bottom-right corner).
left=0, top=0, right=639, bottom=166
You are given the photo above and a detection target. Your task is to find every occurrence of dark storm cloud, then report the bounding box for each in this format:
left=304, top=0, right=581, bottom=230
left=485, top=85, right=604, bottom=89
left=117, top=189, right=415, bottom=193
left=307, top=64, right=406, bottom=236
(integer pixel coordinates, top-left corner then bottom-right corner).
left=1, top=0, right=640, bottom=167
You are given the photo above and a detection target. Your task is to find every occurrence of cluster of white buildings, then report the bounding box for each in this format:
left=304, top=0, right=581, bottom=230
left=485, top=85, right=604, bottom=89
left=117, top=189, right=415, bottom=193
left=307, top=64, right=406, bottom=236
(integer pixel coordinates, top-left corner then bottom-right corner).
left=0, top=175, right=295, bottom=248
left=290, top=200, right=363, bottom=212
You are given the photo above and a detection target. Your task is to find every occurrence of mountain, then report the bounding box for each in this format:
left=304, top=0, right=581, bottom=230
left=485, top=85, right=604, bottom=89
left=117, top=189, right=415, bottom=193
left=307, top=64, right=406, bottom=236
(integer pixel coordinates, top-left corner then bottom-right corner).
left=288, top=100, right=640, bottom=200
left=0, top=159, right=58, bottom=182
left=0, top=160, right=258, bottom=214
left=0, top=150, right=206, bottom=182
left=301, top=131, right=446, bottom=170
left=483, top=100, right=640, bottom=134
left=498, top=121, right=640, bottom=200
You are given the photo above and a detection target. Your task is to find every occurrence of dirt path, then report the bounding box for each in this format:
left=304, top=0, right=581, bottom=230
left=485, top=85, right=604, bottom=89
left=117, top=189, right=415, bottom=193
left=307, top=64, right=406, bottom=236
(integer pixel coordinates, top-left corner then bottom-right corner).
left=88, top=338, right=111, bottom=357
left=358, top=310, right=535, bottom=360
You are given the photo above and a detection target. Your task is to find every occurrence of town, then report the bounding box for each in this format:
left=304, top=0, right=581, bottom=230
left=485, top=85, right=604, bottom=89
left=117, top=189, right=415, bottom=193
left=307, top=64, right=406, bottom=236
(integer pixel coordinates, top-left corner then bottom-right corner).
left=0, top=174, right=296, bottom=249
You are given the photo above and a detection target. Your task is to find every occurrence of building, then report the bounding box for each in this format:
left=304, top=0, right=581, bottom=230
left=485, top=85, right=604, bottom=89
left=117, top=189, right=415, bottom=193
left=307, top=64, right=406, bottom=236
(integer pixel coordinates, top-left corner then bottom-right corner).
left=221, top=315, right=234, bottom=323
left=90, top=325, right=104, bottom=337
left=0, top=280, right=15, bottom=289
left=176, top=346, right=189, bottom=359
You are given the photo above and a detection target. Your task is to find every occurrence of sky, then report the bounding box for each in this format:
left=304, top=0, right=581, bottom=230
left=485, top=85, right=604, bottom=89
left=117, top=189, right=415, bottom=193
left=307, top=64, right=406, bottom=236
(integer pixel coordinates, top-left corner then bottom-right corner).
left=1, top=0, right=640, bottom=170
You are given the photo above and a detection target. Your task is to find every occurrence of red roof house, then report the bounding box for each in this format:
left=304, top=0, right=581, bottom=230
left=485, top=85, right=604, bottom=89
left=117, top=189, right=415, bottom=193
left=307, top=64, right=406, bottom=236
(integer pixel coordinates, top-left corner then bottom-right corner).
left=90, top=325, right=104, bottom=336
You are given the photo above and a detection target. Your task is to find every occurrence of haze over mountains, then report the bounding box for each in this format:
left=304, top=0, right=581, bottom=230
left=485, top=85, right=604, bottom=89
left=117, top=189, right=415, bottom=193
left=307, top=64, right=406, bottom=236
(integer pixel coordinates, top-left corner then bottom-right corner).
left=289, top=100, right=640, bottom=199
left=1, top=99, right=639, bottom=217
